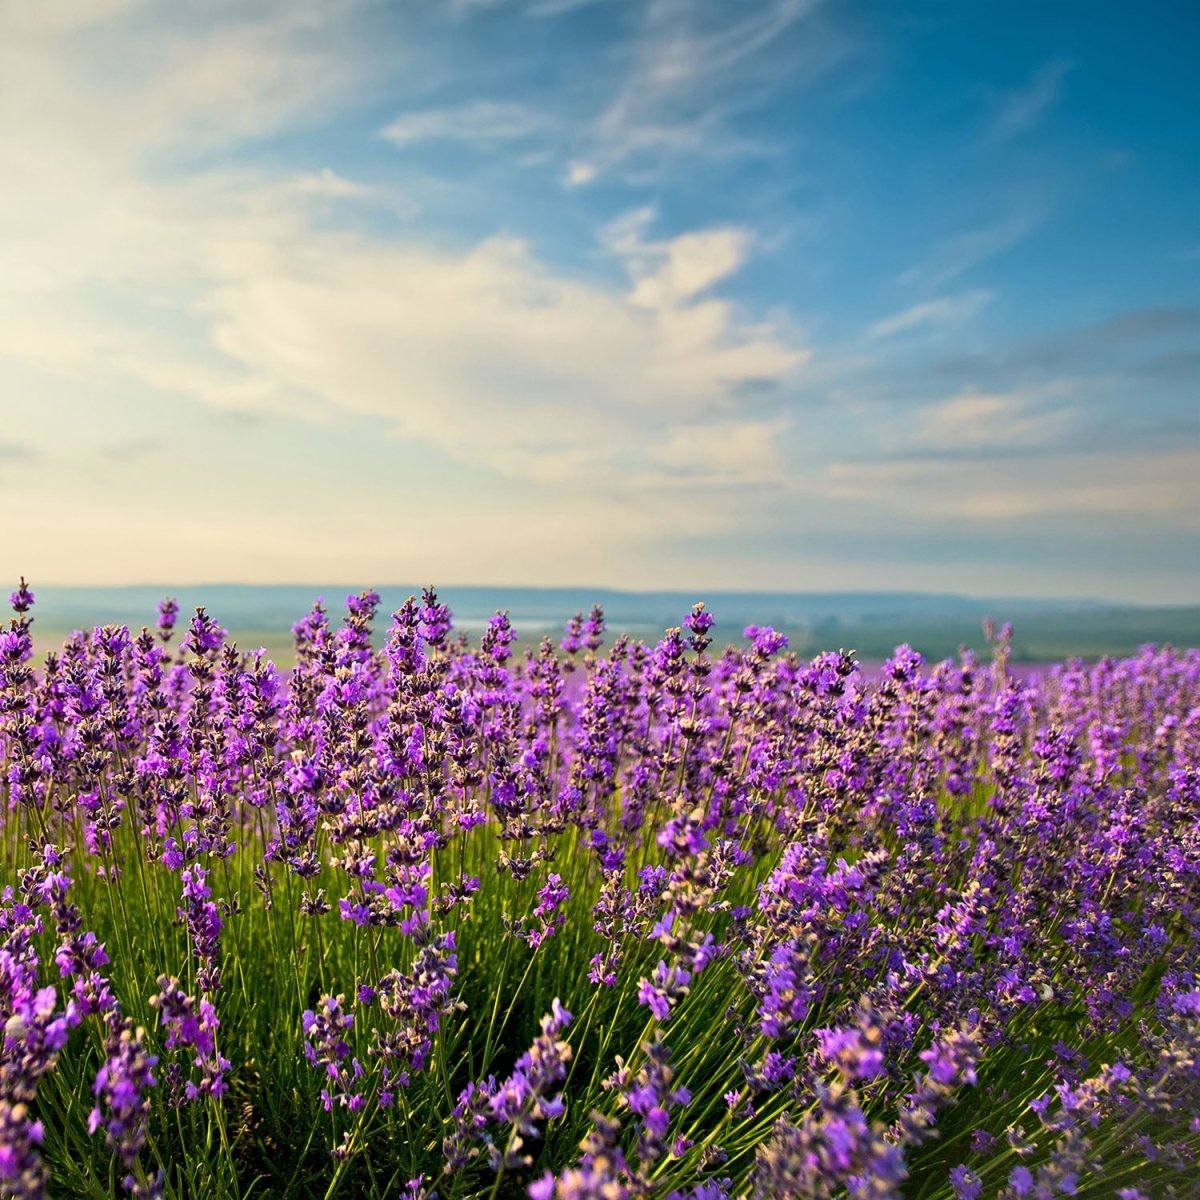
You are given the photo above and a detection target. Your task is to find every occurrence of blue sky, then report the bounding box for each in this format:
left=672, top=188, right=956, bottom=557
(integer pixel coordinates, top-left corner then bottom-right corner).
left=1, top=0, right=1197, bottom=601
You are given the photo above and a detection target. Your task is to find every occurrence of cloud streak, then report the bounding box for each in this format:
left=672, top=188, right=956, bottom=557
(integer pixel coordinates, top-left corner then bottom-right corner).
left=381, top=102, right=557, bottom=151
left=566, top=0, right=831, bottom=185
left=988, top=59, right=1073, bottom=143
left=824, top=446, right=1200, bottom=525
left=899, top=205, right=1046, bottom=291
left=0, top=441, right=36, bottom=464
left=911, top=383, right=1076, bottom=452
left=867, top=290, right=992, bottom=340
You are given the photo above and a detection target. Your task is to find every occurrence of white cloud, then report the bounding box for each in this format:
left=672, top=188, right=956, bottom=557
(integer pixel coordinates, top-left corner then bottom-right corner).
left=0, top=7, right=808, bottom=526
left=651, top=418, right=788, bottom=483
left=638, top=0, right=815, bottom=85
left=629, top=230, right=754, bottom=308
left=105, top=348, right=314, bottom=420
left=6, top=1, right=1187, bottom=600
left=602, top=208, right=766, bottom=310
left=964, top=454, right=1200, bottom=522
left=200, top=228, right=804, bottom=486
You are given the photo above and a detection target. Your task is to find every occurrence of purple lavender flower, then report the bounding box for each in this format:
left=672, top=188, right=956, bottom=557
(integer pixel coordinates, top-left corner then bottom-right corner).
left=155, top=597, right=179, bottom=645
left=178, top=865, right=222, bottom=993
left=918, top=1030, right=978, bottom=1089
left=750, top=1103, right=906, bottom=1199
left=150, top=976, right=228, bottom=1102
left=684, top=603, right=714, bottom=640
left=182, top=608, right=226, bottom=657
left=605, top=1037, right=691, bottom=1164
left=9, top=579, right=34, bottom=614
left=418, top=587, right=452, bottom=648
left=88, top=1020, right=158, bottom=1195
left=527, top=1113, right=632, bottom=1200
left=489, top=1000, right=573, bottom=1144
left=445, top=1000, right=573, bottom=1178
left=637, top=960, right=691, bottom=1022
left=372, top=931, right=460, bottom=1076
left=302, top=994, right=363, bottom=1113
left=743, top=625, right=788, bottom=659
left=1007, top=1165, right=1035, bottom=1196
left=521, top=874, right=570, bottom=948
left=560, top=612, right=584, bottom=657
left=583, top=604, right=606, bottom=654
left=949, top=1164, right=983, bottom=1200
left=814, top=1021, right=886, bottom=1083
left=0, top=1100, right=47, bottom=1200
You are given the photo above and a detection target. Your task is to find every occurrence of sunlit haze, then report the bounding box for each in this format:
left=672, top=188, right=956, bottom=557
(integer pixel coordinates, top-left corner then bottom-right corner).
left=2, top=1, right=1197, bottom=601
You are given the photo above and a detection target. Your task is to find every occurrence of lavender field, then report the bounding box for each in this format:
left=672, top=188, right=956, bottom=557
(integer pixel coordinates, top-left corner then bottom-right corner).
left=2, top=580, right=1198, bottom=1199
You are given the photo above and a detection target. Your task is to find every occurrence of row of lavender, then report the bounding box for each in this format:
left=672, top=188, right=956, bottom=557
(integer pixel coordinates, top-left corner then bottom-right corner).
left=1, top=579, right=1198, bottom=1199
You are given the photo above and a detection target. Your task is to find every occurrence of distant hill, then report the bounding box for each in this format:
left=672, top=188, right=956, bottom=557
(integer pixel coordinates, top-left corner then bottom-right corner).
left=18, top=584, right=1200, bottom=664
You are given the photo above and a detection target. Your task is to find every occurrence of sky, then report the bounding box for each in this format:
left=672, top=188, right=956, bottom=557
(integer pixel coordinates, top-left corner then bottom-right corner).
left=1, top=0, right=1198, bottom=602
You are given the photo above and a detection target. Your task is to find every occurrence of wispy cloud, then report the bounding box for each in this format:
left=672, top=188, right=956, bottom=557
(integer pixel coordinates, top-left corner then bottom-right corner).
left=0, top=441, right=36, bottom=464
left=289, top=168, right=378, bottom=200
left=651, top=417, right=789, bottom=483
left=919, top=306, right=1200, bottom=383
left=381, top=101, right=557, bottom=151
left=2, top=0, right=140, bottom=36
left=566, top=0, right=832, bottom=185
left=824, top=446, right=1200, bottom=525
left=447, top=0, right=609, bottom=15
left=320, top=2, right=839, bottom=202
left=988, top=59, right=1073, bottom=143
left=899, top=204, right=1046, bottom=290
left=867, top=290, right=992, bottom=340
left=912, top=383, right=1077, bottom=452
left=102, top=437, right=166, bottom=463
left=528, top=0, right=609, bottom=15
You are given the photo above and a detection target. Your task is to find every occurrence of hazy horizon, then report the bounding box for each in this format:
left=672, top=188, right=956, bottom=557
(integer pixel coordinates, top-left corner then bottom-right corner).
left=14, top=578, right=1178, bottom=608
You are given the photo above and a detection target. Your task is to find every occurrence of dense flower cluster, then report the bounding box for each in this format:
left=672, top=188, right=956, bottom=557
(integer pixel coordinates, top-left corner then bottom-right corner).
left=1, top=581, right=1198, bottom=1199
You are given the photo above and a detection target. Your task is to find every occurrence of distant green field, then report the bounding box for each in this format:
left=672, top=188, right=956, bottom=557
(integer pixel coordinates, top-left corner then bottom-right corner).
left=783, top=606, right=1200, bottom=663
left=28, top=604, right=1200, bottom=667
left=20, top=585, right=1200, bottom=668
